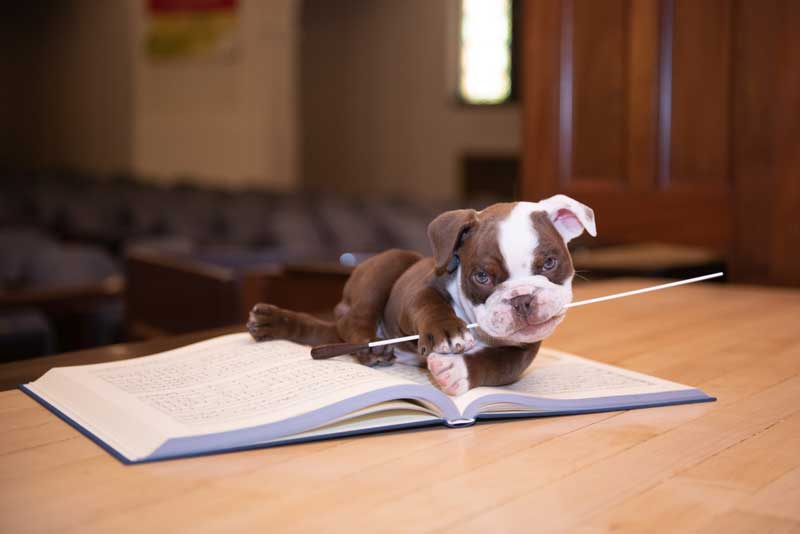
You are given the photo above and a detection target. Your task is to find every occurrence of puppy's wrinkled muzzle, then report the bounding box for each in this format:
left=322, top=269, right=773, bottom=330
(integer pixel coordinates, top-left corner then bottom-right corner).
left=509, top=294, right=534, bottom=319
left=476, top=279, right=571, bottom=342
left=508, top=291, right=565, bottom=325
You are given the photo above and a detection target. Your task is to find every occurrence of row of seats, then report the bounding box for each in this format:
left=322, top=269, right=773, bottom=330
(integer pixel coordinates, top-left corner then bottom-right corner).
left=0, top=169, right=498, bottom=360
left=0, top=227, right=123, bottom=360
left=0, top=170, right=478, bottom=262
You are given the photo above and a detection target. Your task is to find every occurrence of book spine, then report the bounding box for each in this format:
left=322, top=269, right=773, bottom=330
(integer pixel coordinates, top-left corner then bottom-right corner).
left=444, top=418, right=476, bottom=428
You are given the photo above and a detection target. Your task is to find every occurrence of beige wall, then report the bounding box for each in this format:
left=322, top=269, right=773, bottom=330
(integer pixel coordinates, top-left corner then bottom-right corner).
left=300, top=0, right=520, bottom=200
left=2, top=1, right=299, bottom=191
left=130, top=0, right=300, bottom=190
left=4, top=0, right=515, bottom=196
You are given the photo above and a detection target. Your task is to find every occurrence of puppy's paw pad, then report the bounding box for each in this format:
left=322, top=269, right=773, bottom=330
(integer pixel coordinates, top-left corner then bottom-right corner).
left=427, top=356, right=449, bottom=374
left=356, top=351, right=396, bottom=367
left=427, top=354, right=470, bottom=396
left=443, top=378, right=469, bottom=396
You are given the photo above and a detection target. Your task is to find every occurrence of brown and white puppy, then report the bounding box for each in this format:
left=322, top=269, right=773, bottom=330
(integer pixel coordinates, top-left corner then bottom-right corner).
left=248, top=195, right=596, bottom=395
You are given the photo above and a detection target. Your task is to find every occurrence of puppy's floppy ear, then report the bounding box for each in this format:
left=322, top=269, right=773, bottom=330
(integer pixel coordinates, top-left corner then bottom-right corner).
left=427, top=209, right=478, bottom=275
left=538, top=194, right=597, bottom=242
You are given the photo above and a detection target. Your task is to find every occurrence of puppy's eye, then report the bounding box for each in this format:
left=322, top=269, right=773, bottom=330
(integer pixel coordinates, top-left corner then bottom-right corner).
left=473, top=271, right=491, bottom=285
left=542, top=257, right=558, bottom=271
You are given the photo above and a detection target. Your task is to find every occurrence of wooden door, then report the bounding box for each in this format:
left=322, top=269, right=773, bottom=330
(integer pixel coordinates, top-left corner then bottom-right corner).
left=519, top=0, right=800, bottom=285
left=520, top=0, right=731, bottom=249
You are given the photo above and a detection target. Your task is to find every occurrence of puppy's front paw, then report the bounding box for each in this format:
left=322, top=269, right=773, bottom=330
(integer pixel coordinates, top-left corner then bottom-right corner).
left=247, top=303, right=290, bottom=341
left=427, top=353, right=470, bottom=396
left=418, top=319, right=476, bottom=356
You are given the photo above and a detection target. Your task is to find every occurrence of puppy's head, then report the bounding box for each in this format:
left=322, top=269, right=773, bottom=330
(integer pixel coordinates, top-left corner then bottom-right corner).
left=428, top=195, right=596, bottom=345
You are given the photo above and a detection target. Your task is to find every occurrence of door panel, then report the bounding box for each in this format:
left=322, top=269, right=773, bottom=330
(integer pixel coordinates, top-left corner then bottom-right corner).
left=570, top=0, right=626, bottom=184
left=669, top=0, right=731, bottom=186
left=521, top=0, right=732, bottom=250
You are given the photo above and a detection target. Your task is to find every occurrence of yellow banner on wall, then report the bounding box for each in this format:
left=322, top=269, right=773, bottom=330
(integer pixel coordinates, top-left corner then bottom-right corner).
left=147, top=0, right=238, bottom=60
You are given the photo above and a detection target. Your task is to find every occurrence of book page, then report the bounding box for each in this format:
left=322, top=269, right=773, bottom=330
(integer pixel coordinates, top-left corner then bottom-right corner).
left=453, top=347, right=693, bottom=414
left=35, top=334, right=443, bottom=439
left=367, top=360, right=436, bottom=386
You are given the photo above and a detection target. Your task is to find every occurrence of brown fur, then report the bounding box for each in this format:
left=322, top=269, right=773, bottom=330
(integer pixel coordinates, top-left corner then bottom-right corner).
left=248, top=202, right=579, bottom=390
left=248, top=249, right=421, bottom=366
left=464, top=343, right=540, bottom=387
left=382, top=257, right=470, bottom=360
left=454, top=203, right=514, bottom=306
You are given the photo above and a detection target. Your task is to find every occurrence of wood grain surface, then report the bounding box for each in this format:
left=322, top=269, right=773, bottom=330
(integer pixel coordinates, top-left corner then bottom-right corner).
left=1, top=279, right=798, bottom=533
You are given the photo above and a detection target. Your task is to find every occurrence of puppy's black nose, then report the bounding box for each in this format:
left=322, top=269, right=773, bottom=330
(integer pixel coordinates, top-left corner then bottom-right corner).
left=510, top=294, right=534, bottom=317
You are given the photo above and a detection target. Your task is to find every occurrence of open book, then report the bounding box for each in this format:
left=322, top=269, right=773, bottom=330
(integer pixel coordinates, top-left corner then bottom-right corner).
left=21, top=333, right=714, bottom=464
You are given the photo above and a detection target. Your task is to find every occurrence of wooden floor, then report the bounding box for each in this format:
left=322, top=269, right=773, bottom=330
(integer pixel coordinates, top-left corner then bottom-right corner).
left=1, top=278, right=799, bottom=533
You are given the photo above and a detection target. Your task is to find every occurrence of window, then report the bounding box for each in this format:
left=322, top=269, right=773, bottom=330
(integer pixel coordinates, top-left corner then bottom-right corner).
left=459, top=0, right=515, bottom=105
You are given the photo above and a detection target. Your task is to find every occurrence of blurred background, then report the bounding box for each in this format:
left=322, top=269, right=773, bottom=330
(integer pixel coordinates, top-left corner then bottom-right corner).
left=1, top=0, right=797, bottom=360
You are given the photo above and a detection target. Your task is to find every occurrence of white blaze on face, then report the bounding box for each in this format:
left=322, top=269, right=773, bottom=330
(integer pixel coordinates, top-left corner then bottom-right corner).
left=498, top=202, right=540, bottom=279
